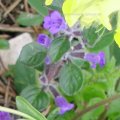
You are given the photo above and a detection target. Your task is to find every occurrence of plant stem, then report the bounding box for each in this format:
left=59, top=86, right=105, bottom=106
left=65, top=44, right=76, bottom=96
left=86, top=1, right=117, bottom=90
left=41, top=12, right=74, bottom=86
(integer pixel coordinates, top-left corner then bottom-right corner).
left=73, top=94, right=120, bottom=120
left=97, top=104, right=108, bottom=120
left=0, top=106, right=36, bottom=120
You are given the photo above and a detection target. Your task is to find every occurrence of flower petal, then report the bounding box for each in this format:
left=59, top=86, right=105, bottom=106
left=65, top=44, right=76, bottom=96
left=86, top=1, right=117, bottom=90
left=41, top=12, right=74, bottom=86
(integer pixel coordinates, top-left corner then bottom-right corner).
left=55, top=96, right=74, bottom=115
left=0, top=112, right=11, bottom=120
left=37, top=34, right=51, bottom=48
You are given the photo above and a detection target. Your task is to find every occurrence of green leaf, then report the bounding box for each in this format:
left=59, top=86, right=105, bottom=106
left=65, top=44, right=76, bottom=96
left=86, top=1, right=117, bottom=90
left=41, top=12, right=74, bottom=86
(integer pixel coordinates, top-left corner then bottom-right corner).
left=18, top=42, right=47, bottom=69
left=84, top=26, right=114, bottom=52
left=17, top=12, right=43, bottom=26
left=89, top=30, right=114, bottom=52
left=0, top=39, right=9, bottom=49
left=107, top=98, right=120, bottom=119
left=47, top=109, right=75, bottom=120
left=59, top=62, right=83, bottom=96
left=49, top=0, right=64, bottom=10
left=102, top=57, right=116, bottom=73
left=111, top=42, right=120, bottom=65
left=52, top=0, right=64, bottom=7
left=21, top=86, right=50, bottom=111
left=55, top=111, right=75, bottom=120
left=28, top=0, right=48, bottom=16
left=82, top=85, right=106, bottom=102
left=48, top=37, right=70, bottom=62
left=16, top=96, right=47, bottom=120
left=70, top=56, right=84, bottom=68
left=13, top=61, right=38, bottom=93
left=88, top=30, right=114, bottom=52
left=47, top=109, right=59, bottom=120
left=83, top=26, right=98, bottom=45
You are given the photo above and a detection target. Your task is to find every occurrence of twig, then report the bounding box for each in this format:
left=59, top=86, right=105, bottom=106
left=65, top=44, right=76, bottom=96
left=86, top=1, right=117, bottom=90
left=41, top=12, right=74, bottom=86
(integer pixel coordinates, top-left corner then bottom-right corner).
left=0, top=77, right=16, bottom=98
left=0, top=70, right=5, bottom=76
left=4, top=78, right=11, bottom=107
left=0, top=34, right=10, bottom=39
left=0, top=85, right=16, bottom=98
left=24, top=0, right=29, bottom=13
left=0, top=81, right=6, bottom=88
left=42, top=105, right=51, bottom=116
left=23, top=0, right=39, bottom=35
left=7, top=77, right=16, bottom=99
left=4, top=0, right=22, bottom=17
left=73, top=94, right=120, bottom=120
left=0, top=0, right=16, bottom=23
left=32, top=26, right=40, bottom=35
left=86, top=28, right=105, bottom=48
left=97, top=104, right=108, bottom=120
left=0, top=56, right=8, bottom=71
left=0, top=77, right=16, bottom=96
left=0, top=99, right=16, bottom=108
left=0, top=24, right=34, bottom=33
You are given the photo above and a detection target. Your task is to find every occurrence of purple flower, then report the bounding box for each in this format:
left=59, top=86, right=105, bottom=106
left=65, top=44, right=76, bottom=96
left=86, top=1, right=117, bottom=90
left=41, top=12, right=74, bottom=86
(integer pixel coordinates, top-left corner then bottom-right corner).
left=0, top=112, right=11, bottom=120
left=37, top=34, right=51, bottom=48
left=84, top=51, right=105, bottom=68
left=45, top=56, right=51, bottom=65
left=98, top=52, right=105, bottom=67
left=55, top=96, right=74, bottom=115
left=43, top=11, right=67, bottom=34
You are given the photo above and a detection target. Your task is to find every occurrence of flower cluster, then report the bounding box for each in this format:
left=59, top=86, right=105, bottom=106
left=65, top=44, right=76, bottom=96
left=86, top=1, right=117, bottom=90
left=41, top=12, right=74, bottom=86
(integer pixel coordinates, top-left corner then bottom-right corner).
left=37, top=11, right=67, bottom=65
left=84, top=51, right=105, bottom=68
left=43, top=11, right=67, bottom=34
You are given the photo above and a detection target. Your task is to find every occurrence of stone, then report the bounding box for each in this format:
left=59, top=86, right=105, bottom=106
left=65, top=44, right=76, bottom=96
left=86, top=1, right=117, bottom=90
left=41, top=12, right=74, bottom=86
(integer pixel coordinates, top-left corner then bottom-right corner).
left=0, top=33, right=33, bottom=71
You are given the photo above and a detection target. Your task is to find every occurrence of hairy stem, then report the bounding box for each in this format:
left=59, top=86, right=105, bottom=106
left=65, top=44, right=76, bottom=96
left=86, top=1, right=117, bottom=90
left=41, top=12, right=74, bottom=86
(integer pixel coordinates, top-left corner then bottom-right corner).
left=73, top=94, right=120, bottom=120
